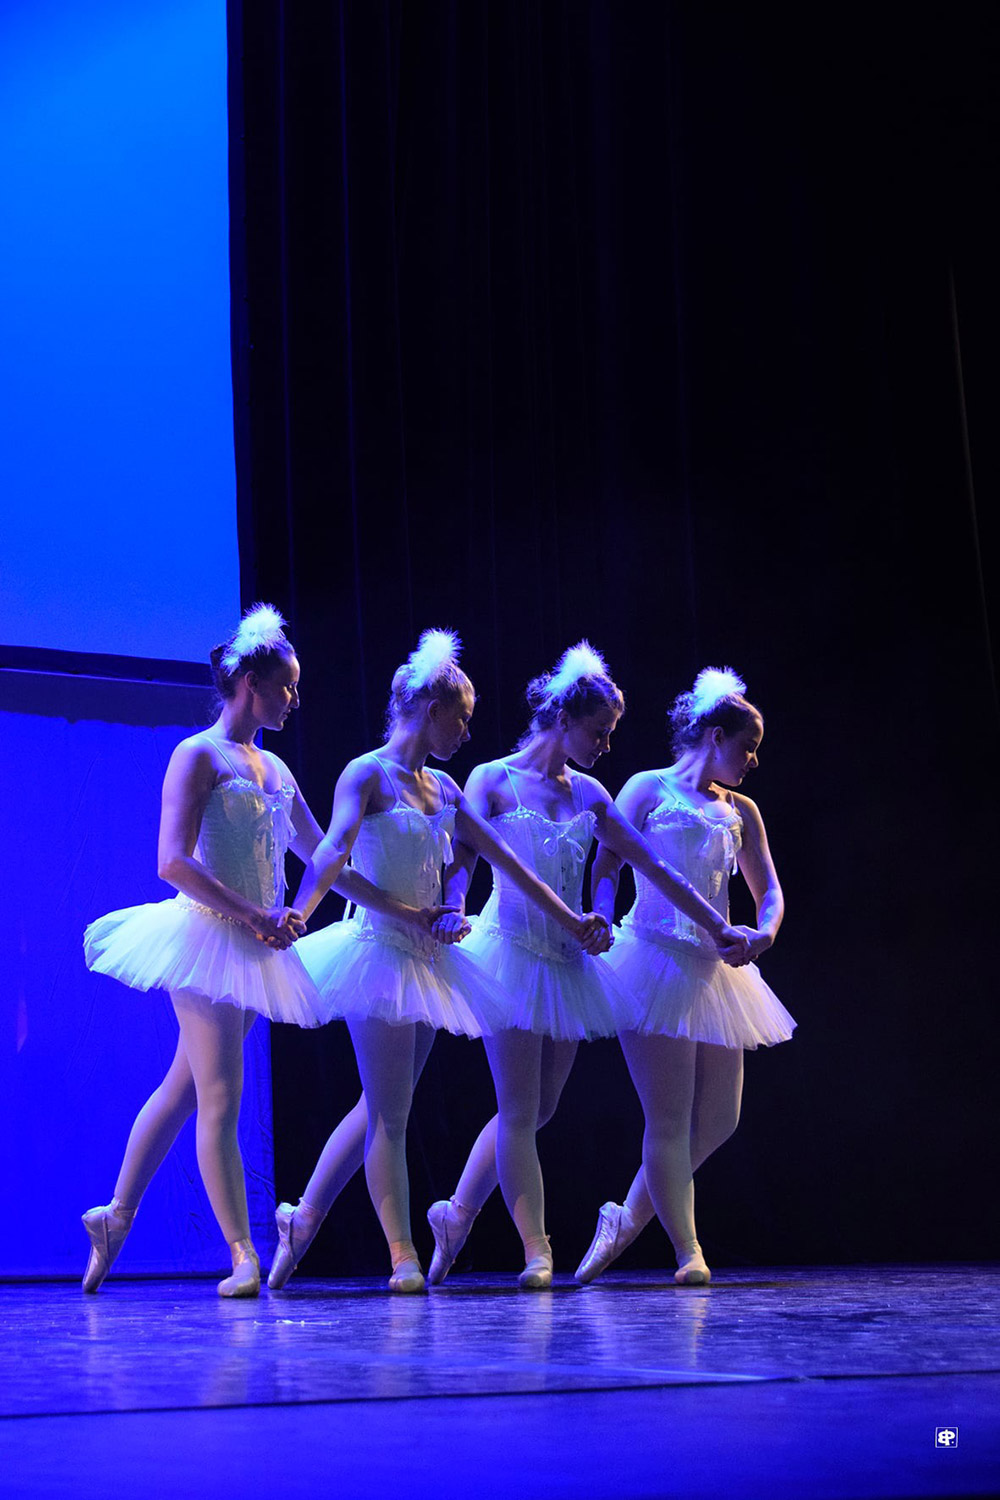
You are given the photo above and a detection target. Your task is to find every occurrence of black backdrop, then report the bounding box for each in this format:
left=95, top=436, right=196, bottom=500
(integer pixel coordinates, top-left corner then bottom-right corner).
left=228, top=2, right=999, bottom=1273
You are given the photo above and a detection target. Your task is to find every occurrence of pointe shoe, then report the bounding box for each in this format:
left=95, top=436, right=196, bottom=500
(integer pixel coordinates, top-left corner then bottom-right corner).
left=518, top=1236, right=553, bottom=1290
left=674, top=1243, right=711, bottom=1286
left=267, top=1201, right=323, bottom=1290
left=218, top=1239, right=260, bottom=1298
left=426, top=1198, right=476, bottom=1286
left=574, top=1202, right=638, bottom=1284
left=81, top=1200, right=137, bottom=1294
left=388, top=1243, right=426, bottom=1295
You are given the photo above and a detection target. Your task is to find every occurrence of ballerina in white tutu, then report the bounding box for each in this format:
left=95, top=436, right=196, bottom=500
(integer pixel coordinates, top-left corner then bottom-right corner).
left=575, top=667, right=794, bottom=1288
left=81, top=606, right=336, bottom=1298
left=271, top=630, right=608, bottom=1294
left=424, top=645, right=752, bottom=1290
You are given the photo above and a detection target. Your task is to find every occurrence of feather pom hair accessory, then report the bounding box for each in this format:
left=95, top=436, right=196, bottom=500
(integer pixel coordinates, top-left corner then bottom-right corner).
left=221, top=604, right=289, bottom=673
left=405, top=628, right=462, bottom=690
left=689, top=666, right=747, bottom=719
left=542, top=640, right=610, bottom=703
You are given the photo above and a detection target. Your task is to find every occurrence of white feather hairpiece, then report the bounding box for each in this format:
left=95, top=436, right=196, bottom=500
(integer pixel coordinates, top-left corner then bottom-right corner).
left=406, top=628, right=461, bottom=690
left=542, top=640, right=609, bottom=703
left=221, top=603, right=288, bottom=673
left=690, top=666, right=746, bottom=719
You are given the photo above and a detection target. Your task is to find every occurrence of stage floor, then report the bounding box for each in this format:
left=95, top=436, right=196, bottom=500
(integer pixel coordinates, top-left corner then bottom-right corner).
left=1, top=1265, right=997, bottom=1498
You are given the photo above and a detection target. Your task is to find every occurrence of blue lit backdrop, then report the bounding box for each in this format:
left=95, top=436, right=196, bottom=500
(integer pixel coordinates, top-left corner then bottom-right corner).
left=0, top=0, right=238, bottom=660
left=0, top=1, right=274, bottom=1277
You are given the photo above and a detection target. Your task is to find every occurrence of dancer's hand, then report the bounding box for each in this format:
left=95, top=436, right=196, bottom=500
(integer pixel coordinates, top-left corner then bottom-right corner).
left=720, top=924, right=772, bottom=965
left=714, top=923, right=759, bottom=966
left=259, top=906, right=307, bottom=949
left=428, top=906, right=472, bottom=943
left=578, top=912, right=613, bottom=954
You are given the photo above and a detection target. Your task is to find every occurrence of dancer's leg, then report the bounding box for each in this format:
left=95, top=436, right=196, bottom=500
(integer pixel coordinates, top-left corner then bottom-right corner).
left=618, top=1030, right=709, bottom=1282
left=83, top=1025, right=201, bottom=1292
left=269, top=1026, right=438, bottom=1289
left=428, top=1036, right=578, bottom=1283
left=691, top=1044, right=743, bottom=1167
left=171, top=992, right=254, bottom=1239
left=112, top=1032, right=198, bottom=1205
left=618, top=1042, right=742, bottom=1215
left=484, top=1029, right=546, bottom=1249
left=348, top=1016, right=427, bottom=1290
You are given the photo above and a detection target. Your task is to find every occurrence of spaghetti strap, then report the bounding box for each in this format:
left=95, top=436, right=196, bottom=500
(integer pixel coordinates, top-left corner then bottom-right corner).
left=429, top=769, right=450, bottom=814
left=502, top=762, right=524, bottom=808
left=570, top=770, right=584, bottom=814
left=213, top=741, right=243, bottom=778
left=371, top=754, right=405, bottom=809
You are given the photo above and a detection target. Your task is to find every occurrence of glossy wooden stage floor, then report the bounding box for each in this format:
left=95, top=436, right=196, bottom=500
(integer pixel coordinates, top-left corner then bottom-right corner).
left=2, top=1266, right=997, bottom=1498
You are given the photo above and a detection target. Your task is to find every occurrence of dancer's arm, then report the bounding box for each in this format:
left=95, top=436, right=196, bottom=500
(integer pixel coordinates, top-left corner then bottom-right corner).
left=726, top=793, right=784, bottom=963
left=440, top=768, right=610, bottom=951
left=587, top=773, right=750, bottom=957
left=291, top=758, right=373, bottom=921
left=157, top=741, right=301, bottom=947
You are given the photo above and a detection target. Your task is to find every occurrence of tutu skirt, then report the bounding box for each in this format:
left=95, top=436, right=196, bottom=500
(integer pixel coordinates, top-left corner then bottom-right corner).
left=83, top=897, right=328, bottom=1028
left=606, top=922, right=795, bottom=1049
left=296, top=920, right=509, bottom=1038
left=461, top=920, right=626, bottom=1041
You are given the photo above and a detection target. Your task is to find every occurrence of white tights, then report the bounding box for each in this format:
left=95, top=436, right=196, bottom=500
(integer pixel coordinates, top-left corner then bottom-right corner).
left=617, top=1033, right=743, bottom=1258
left=111, top=990, right=256, bottom=1245
left=451, top=1034, right=578, bottom=1252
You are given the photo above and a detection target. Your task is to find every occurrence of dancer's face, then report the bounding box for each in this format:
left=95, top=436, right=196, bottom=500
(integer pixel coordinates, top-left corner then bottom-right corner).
left=710, top=717, right=762, bottom=786
left=248, top=653, right=300, bottom=732
left=563, top=706, right=620, bottom=768
left=428, top=687, right=475, bottom=761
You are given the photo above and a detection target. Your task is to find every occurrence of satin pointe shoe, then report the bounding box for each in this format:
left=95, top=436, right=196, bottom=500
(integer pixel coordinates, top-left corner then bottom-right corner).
left=518, top=1235, right=553, bottom=1291
left=574, top=1202, right=638, bottom=1284
left=81, top=1199, right=137, bottom=1294
left=218, top=1238, right=261, bottom=1298
left=674, top=1243, right=711, bottom=1286
left=426, top=1198, right=477, bottom=1286
left=267, top=1201, right=323, bottom=1290
left=388, top=1241, right=426, bottom=1295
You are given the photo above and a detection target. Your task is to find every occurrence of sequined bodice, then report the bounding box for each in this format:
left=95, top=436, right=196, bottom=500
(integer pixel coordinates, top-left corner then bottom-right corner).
left=478, top=767, right=594, bottom=961
left=196, top=776, right=296, bottom=909
left=627, top=780, right=742, bottom=954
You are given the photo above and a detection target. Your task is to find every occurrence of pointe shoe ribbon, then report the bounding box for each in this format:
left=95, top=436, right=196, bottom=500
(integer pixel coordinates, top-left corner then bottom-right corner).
left=218, top=1238, right=260, bottom=1299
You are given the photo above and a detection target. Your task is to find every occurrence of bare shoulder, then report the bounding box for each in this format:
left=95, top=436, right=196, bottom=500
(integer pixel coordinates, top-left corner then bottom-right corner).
left=615, top=768, right=663, bottom=813
left=572, top=770, right=613, bottom=813
left=263, top=749, right=297, bottom=785
left=463, top=758, right=507, bottom=795
left=166, top=731, right=219, bottom=781
left=729, top=790, right=766, bottom=833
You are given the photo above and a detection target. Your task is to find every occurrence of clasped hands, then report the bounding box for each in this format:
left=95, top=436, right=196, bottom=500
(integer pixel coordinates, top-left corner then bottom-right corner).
left=258, top=906, right=308, bottom=949
left=714, top=924, right=771, bottom=967
left=407, top=905, right=613, bottom=955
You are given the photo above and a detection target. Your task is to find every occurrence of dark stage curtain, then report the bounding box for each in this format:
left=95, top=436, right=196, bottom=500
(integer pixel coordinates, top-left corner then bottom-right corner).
left=229, top=2, right=999, bottom=1273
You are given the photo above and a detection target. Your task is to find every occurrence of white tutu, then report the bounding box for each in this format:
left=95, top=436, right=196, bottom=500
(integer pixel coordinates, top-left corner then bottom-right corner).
left=461, top=918, right=626, bottom=1041
left=84, top=897, right=328, bottom=1028
left=296, top=919, right=509, bottom=1038
left=606, top=921, right=795, bottom=1049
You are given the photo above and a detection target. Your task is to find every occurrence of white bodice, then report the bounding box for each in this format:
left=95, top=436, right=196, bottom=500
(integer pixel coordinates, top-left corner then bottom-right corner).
left=625, top=777, right=742, bottom=955
left=476, top=767, right=594, bottom=962
left=346, top=761, right=455, bottom=958
left=195, top=774, right=296, bottom=909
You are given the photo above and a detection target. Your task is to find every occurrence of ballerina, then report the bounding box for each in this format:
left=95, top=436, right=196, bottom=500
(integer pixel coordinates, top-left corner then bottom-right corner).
left=81, top=606, right=332, bottom=1298
left=424, top=645, right=752, bottom=1289
left=270, top=630, right=608, bottom=1294
left=575, top=667, right=795, bottom=1287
